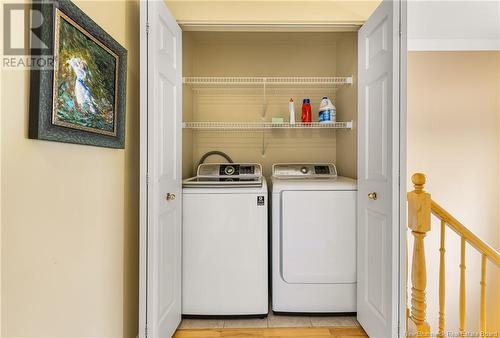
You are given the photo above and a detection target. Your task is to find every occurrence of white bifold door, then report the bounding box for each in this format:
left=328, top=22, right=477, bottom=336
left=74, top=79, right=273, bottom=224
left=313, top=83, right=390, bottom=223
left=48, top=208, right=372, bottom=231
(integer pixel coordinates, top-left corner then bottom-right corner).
left=139, top=0, right=183, bottom=337
left=357, top=1, right=405, bottom=338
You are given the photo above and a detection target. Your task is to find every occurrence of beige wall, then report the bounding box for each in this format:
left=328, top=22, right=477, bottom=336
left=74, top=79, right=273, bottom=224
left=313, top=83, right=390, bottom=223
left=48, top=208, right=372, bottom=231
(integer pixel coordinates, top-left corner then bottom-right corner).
left=183, top=32, right=357, bottom=178
left=0, top=1, right=139, bottom=337
left=182, top=33, right=194, bottom=179
left=407, top=52, right=500, bottom=334
left=335, top=32, right=357, bottom=179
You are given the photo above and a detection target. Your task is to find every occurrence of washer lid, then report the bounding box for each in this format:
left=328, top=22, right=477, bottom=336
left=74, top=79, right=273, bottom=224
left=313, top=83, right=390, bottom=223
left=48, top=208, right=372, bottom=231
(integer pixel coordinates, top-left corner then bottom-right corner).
left=183, top=177, right=268, bottom=194
left=183, top=176, right=263, bottom=188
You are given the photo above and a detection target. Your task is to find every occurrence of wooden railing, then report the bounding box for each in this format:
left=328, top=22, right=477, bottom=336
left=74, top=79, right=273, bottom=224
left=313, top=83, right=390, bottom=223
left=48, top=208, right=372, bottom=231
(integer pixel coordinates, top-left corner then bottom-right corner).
left=406, top=173, right=500, bottom=337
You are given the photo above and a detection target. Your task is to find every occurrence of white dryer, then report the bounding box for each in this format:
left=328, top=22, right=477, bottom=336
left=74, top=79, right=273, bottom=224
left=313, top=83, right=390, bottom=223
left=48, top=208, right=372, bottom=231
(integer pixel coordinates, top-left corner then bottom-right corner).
left=182, top=163, right=268, bottom=316
left=271, top=163, right=357, bottom=313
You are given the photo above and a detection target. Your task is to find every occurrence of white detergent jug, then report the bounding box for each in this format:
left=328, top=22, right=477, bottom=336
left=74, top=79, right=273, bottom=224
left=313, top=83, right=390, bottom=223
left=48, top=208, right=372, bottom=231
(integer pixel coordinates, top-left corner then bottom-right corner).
left=318, top=97, right=336, bottom=123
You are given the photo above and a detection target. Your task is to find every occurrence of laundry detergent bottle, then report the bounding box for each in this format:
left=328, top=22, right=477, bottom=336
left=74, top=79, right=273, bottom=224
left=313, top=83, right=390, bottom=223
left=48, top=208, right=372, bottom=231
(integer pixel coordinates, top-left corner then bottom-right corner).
left=318, top=97, right=336, bottom=123
left=301, top=99, right=312, bottom=123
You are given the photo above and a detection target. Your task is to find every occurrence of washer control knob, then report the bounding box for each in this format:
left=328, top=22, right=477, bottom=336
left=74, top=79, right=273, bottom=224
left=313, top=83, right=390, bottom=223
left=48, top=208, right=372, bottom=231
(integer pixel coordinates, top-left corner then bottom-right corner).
left=300, top=166, right=309, bottom=174
left=224, top=166, right=235, bottom=175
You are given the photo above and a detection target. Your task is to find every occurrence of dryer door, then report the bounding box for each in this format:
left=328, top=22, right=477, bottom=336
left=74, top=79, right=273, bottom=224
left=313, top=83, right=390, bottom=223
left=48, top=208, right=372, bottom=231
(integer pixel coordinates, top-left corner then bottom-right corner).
left=281, top=190, right=357, bottom=284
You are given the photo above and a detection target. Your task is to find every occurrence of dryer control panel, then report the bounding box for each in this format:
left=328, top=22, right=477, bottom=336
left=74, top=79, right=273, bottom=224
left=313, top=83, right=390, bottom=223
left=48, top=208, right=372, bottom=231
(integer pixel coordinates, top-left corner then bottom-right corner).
left=272, top=163, right=338, bottom=179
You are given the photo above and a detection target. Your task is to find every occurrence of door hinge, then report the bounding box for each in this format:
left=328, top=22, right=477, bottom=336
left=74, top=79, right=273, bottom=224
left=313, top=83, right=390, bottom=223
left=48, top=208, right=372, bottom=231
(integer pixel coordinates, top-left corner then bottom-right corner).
left=146, top=21, right=150, bottom=35
left=146, top=173, right=150, bottom=185
left=144, top=324, right=148, bottom=337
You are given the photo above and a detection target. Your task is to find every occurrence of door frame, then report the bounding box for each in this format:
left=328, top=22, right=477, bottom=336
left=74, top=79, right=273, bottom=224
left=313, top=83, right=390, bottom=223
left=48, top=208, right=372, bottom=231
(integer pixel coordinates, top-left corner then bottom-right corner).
left=398, top=0, right=408, bottom=336
left=139, top=0, right=148, bottom=337
left=138, top=1, right=408, bottom=336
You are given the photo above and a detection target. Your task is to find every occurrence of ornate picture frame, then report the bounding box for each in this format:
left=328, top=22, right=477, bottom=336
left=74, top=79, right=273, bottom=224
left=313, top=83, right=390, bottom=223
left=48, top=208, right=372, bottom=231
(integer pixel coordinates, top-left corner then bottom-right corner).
left=29, top=0, right=127, bottom=148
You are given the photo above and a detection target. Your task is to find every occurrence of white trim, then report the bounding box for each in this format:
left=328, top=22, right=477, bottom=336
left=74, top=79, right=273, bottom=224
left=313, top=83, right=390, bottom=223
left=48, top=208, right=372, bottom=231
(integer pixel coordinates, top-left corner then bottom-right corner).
left=139, top=1, right=148, bottom=337
left=0, top=3, right=3, bottom=335
left=408, top=38, right=500, bottom=51
left=391, top=2, right=403, bottom=336
left=399, top=0, right=408, bottom=336
left=179, top=21, right=362, bottom=32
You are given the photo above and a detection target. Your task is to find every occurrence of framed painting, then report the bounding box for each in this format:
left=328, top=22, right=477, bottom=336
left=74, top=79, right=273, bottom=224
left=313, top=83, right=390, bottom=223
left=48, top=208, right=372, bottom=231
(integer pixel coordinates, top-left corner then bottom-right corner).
left=29, top=0, right=127, bottom=148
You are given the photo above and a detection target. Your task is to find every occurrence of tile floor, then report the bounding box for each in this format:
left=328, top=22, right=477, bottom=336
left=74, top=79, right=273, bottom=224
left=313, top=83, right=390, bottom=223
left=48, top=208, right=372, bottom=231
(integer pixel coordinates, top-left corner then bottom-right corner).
left=179, top=312, right=360, bottom=329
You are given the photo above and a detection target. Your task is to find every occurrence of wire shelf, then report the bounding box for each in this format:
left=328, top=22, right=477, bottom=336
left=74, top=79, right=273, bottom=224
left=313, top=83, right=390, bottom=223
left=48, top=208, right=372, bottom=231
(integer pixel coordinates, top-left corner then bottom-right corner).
left=189, top=87, right=339, bottom=96
left=183, top=121, right=353, bottom=130
left=183, top=76, right=353, bottom=89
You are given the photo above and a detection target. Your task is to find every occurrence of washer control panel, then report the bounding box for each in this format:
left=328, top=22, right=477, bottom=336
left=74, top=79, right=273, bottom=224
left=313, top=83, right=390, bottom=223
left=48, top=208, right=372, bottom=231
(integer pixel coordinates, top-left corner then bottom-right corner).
left=197, top=163, right=262, bottom=178
left=272, top=163, right=337, bottom=178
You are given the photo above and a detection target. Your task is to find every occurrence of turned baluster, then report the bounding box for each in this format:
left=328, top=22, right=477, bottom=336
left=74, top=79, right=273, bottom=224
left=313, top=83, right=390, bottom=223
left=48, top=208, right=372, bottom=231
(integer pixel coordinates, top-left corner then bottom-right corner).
left=459, top=237, right=466, bottom=336
left=407, top=173, right=431, bottom=336
left=438, top=220, right=446, bottom=337
left=480, top=254, right=487, bottom=333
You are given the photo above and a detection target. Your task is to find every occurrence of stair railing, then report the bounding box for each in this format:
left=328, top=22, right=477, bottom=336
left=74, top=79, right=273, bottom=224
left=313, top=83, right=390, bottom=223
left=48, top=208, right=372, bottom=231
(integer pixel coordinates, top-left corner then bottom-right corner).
left=406, top=173, right=500, bottom=337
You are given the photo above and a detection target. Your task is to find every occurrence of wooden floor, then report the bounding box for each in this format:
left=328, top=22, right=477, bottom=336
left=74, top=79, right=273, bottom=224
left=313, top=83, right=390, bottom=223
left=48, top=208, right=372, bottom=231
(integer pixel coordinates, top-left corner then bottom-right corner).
left=174, top=326, right=367, bottom=338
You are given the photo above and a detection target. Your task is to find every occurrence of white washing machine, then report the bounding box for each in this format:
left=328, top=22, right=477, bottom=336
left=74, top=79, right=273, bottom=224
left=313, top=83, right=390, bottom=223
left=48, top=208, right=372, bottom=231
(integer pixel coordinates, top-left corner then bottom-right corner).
left=271, top=163, right=357, bottom=313
left=182, top=163, right=268, bottom=316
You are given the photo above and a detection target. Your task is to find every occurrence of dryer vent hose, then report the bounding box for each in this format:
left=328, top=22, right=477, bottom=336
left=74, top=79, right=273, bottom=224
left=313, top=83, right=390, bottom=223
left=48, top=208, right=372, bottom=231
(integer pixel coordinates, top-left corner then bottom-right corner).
left=198, top=151, right=234, bottom=167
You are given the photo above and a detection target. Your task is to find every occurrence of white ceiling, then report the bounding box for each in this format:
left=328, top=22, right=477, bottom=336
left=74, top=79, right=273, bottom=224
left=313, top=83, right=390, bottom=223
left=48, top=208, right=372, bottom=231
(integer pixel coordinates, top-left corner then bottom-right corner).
left=408, top=0, right=500, bottom=50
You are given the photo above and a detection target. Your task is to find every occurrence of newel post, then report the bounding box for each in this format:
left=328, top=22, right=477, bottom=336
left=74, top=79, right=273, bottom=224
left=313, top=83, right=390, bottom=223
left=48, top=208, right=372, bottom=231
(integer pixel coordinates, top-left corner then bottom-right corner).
left=407, top=173, right=431, bottom=337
